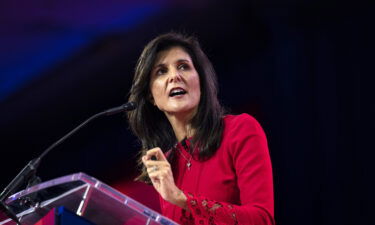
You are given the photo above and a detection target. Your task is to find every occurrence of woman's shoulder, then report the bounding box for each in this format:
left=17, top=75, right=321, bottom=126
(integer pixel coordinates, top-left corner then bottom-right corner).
left=223, top=113, right=265, bottom=135
left=224, top=113, right=259, bottom=126
left=221, top=113, right=269, bottom=156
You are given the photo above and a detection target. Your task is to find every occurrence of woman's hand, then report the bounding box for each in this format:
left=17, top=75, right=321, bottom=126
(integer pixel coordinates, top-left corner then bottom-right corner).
left=142, top=148, right=187, bottom=209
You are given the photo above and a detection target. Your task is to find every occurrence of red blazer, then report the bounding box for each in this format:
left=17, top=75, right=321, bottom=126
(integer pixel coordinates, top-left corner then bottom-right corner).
left=160, top=114, right=275, bottom=225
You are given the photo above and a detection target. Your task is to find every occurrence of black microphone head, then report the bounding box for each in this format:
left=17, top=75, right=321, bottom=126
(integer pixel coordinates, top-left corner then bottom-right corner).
left=104, top=102, right=137, bottom=115
left=124, top=102, right=137, bottom=111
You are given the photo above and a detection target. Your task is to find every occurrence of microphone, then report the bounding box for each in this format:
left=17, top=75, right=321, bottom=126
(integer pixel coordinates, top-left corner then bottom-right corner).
left=104, top=102, right=137, bottom=115
left=0, top=102, right=137, bottom=224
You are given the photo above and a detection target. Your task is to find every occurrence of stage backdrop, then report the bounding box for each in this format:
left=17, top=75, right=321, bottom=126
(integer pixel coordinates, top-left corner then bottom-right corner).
left=0, top=1, right=373, bottom=225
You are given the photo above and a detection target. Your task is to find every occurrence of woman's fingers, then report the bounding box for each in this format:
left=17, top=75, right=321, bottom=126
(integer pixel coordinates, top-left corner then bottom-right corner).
left=143, top=160, right=170, bottom=167
left=146, top=164, right=165, bottom=173
left=142, top=147, right=172, bottom=187
left=142, top=156, right=168, bottom=170
left=145, top=161, right=170, bottom=174
left=142, top=148, right=170, bottom=177
left=141, top=147, right=185, bottom=207
left=147, top=165, right=158, bottom=174
left=144, top=147, right=167, bottom=161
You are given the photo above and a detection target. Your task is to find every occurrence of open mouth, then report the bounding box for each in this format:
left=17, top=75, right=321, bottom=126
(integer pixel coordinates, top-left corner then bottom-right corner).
left=169, top=88, right=187, bottom=97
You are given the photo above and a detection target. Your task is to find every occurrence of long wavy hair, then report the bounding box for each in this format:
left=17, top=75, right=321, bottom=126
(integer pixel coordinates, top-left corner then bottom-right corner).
left=127, top=32, right=224, bottom=182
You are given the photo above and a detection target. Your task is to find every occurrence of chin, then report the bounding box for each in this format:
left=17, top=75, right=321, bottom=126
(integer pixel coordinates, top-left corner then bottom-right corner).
left=164, top=105, right=197, bottom=115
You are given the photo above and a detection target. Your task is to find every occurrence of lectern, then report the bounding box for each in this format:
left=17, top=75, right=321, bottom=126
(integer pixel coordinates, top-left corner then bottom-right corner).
left=0, top=173, right=177, bottom=225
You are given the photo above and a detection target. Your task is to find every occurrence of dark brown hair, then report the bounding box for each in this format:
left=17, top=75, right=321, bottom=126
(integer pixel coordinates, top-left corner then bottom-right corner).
left=127, top=32, right=224, bottom=182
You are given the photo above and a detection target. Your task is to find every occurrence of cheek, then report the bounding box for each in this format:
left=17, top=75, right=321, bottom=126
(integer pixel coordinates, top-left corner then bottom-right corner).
left=192, top=76, right=201, bottom=99
left=150, top=80, right=164, bottom=103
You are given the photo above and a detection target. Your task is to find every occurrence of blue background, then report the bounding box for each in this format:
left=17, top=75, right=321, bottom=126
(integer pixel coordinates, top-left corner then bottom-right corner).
left=0, top=1, right=373, bottom=224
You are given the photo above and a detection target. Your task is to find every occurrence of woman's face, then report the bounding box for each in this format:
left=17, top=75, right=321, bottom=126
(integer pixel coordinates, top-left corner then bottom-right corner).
left=150, top=46, right=201, bottom=118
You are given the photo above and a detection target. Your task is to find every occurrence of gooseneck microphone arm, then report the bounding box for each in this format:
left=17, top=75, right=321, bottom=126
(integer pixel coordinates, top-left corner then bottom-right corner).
left=0, top=102, right=137, bottom=224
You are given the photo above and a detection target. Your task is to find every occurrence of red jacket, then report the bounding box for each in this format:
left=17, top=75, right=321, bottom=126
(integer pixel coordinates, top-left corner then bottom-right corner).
left=160, top=114, right=275, bottom=225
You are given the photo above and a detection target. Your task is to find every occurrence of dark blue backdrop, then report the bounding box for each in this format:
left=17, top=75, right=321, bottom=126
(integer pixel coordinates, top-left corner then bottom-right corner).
left=0, top=1, right=373, bottom=224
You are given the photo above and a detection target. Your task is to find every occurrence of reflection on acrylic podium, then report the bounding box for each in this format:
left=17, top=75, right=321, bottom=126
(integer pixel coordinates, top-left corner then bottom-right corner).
left=0, top=173, right=177, bottom=225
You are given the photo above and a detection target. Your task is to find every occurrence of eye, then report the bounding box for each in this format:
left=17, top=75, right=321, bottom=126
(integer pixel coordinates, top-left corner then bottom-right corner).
left=178, top=63, right=190, bottom=71
left=155, top=67, right=167, bottom=76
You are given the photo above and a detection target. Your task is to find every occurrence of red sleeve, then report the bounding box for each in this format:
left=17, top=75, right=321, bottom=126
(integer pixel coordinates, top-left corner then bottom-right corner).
left=183, top=114, right=275, bottom=225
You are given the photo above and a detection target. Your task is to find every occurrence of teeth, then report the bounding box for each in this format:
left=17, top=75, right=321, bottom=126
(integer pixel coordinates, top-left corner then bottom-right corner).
left=170, top=88, right=186, bottom=97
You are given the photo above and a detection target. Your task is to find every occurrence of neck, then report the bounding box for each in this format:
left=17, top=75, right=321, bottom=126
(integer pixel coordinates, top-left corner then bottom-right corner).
left=165, top=112, right=195, bottom=142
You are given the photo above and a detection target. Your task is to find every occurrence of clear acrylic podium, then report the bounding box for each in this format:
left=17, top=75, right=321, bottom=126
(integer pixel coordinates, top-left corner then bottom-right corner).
left=0, top=173, right=178, bottom=225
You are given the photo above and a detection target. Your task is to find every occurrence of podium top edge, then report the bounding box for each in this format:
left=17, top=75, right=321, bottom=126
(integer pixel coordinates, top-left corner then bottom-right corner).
left=3, top=172, right=178, bottom=225
left=6, top=172, right=94, bottom=203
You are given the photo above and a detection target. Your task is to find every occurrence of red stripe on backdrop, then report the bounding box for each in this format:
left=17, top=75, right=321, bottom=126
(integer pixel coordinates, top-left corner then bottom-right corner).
left=111, top=179, right=161, bottom=213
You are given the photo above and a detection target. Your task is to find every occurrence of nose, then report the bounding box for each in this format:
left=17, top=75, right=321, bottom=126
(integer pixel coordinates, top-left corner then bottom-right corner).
left=168, top=68, right=182, bottom=83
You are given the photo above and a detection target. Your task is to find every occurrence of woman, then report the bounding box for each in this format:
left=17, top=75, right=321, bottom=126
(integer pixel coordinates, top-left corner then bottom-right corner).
left=127, top=32, right=274, bottom=225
